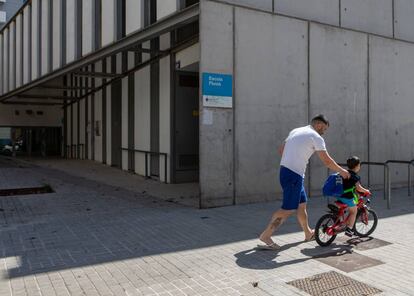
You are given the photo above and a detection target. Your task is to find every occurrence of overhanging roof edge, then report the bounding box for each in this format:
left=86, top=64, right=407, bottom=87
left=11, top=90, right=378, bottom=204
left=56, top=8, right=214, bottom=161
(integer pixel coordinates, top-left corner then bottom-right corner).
left=0, top=4, right=199, bottom=103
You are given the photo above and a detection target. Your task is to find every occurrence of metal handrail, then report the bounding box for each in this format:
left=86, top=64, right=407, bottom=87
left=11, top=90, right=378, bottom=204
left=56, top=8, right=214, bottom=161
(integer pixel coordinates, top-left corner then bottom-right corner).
left=121, top=148, right=168, bottom=183
left=410, top=160, right=414, bottom=198
left=66, top=144, right=85, bottom=159
left=78, top=144, right=85, bottom=160
left=385, top=160, right=414, bottom=200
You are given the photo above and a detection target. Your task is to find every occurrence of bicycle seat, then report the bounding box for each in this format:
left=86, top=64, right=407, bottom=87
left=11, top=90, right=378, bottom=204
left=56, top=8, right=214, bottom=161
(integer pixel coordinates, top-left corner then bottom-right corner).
left=334, top=201, right=348, bottom=209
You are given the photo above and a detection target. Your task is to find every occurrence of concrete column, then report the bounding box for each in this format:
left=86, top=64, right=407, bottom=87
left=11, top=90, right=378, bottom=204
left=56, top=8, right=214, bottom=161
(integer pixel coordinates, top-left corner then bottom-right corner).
left=52, top=0, right=62, bottom=70
left=199, top=1, right=234, bottom=207
left=15, top=15, right=23, bottom=88
left=23, top=6, right=31, bottom=83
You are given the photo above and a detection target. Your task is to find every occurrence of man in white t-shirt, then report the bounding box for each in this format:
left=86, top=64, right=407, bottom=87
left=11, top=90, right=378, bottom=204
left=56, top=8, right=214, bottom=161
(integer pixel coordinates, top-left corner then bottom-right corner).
left=258, top=115, right=350, bottom=250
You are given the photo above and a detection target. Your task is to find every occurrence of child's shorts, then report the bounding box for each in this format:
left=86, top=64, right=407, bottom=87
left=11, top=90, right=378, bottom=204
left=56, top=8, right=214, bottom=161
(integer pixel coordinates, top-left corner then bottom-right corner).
left=337, top=197, right=357, bottom=207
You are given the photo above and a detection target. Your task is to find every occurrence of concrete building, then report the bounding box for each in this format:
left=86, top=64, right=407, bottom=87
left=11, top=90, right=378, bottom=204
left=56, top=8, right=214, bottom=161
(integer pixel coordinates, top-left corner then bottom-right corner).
left=0, top=0, right=27, bottom=28
left=0, top=0, right=413, bottom=207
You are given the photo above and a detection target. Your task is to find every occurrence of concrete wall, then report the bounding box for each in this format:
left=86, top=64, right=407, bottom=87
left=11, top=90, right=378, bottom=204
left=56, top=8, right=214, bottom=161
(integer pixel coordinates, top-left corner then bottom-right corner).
left=341, top=0, right=393, bottom=37
left=213, top=0, right=414, bottom=43
left=200, top=0, right=414, bottom=206
left=394, top=0, right=414, bottom=42
left=309, top=23, right=368, bottom=191
left=234, top=7, right=308, bottom=202
left=219, top=0, right=272, bottom=12
left=369, top=36, right=414, bottom=185
left=200, top=1, right=234, bottom=207
left=274, top=0, right=339, bottom=26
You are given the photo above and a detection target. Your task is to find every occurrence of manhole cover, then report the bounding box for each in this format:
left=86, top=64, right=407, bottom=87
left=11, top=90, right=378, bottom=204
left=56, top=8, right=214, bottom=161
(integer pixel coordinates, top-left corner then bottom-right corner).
left=288, top=271, right=382, bottom=296
left=337, top=237, right=392, bottom=251
left=314, top=251, right=384, bottom=273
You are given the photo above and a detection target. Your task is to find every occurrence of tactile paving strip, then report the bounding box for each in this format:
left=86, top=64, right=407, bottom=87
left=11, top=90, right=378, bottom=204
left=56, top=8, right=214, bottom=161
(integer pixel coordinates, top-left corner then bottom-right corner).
left=287, top=271, right=382, bottom=296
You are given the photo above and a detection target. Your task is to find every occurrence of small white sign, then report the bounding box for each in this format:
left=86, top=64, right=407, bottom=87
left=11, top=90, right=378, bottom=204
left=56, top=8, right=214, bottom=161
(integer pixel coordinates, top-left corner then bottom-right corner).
left=202, top=109, right=213, bottom=125
left=203, top=95, right=233, bottom=108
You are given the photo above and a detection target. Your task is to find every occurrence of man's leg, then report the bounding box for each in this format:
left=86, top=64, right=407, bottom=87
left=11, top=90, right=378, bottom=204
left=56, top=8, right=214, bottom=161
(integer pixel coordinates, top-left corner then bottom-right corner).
left=259, top=209, right=293, bottom=245
left=297, top=202, right=314, bottom=240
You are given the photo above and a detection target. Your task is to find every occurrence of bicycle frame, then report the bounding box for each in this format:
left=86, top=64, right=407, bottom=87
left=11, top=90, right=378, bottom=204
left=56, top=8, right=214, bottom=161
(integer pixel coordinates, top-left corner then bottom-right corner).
left=325, top=195, right=370, bottom=236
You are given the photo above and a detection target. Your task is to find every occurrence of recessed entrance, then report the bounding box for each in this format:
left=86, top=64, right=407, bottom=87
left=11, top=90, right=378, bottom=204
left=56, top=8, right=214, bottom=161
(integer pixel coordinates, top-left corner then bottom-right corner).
left=174, top=67, right=199, bottom=183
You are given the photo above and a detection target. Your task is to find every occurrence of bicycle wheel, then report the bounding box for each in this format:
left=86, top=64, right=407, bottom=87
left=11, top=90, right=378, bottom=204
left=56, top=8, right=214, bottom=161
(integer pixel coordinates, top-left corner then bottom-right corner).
left=353, top=209, right=378, bottom=237
left=315, top=213, right=337, bottom=247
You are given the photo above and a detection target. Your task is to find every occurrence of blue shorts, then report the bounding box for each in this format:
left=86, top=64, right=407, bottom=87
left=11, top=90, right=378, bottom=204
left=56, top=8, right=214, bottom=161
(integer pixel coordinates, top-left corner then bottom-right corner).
left=280, top=166, right=307, bottom=210
left=337, top=197, right=357, bottom=207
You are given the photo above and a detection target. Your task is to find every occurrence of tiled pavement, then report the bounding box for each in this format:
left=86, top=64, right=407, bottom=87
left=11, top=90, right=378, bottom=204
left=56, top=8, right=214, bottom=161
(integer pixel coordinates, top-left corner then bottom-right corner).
left=1, top=156, right=414, bottom=295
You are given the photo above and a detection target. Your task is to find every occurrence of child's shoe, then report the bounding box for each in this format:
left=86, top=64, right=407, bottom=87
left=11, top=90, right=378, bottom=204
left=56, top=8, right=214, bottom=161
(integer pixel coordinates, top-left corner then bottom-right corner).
left=345, top=227, right=355, bottom=237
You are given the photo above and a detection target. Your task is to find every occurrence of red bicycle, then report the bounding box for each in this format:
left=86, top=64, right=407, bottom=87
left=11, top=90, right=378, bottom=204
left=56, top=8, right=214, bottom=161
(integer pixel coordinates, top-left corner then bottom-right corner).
left=315, top=192, right=378, bottom=247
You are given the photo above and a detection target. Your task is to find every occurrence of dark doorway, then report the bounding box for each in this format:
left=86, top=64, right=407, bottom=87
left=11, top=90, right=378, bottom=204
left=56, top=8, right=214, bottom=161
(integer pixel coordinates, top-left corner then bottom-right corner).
left=174, top=71, right=199, bottom=183
left=1, top=127, right=62, bottom=157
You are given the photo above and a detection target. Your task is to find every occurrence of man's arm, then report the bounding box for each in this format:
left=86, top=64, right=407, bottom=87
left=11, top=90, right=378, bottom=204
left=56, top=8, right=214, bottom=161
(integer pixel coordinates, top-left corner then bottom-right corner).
left=317, top=150, right=350, bottom=179
left=278, top=142, right=285, bottom=156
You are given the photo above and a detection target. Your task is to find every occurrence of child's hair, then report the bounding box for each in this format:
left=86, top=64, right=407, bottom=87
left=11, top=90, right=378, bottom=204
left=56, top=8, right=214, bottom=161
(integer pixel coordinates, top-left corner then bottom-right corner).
left=347, top=156, right=361, bottom=170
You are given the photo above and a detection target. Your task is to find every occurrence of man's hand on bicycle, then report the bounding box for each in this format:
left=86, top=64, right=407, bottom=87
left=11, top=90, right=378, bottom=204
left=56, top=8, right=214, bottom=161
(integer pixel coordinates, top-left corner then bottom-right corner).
left=339, top=168, right=351, bottom=179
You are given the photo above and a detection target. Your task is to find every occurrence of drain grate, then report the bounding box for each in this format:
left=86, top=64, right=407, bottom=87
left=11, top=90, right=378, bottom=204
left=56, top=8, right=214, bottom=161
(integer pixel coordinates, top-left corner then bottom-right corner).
left=0, top=185, right=54, bottom=196
left=288, top=271, right=382, bottom=296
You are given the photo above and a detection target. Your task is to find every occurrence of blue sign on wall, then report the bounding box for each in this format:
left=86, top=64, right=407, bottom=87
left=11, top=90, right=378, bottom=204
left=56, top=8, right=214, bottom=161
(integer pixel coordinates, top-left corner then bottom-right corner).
left=202, top=72, right=233, bottom=108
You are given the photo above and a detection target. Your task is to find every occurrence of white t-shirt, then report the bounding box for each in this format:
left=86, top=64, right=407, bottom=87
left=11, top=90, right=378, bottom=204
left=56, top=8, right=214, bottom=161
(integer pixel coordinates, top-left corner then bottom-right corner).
left=280, top=125, right=326, bottom=177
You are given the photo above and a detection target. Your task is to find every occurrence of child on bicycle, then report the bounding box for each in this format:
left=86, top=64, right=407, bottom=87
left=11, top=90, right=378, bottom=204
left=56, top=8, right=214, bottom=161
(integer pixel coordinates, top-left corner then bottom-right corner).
left=338, top=156, right=371, bottom=236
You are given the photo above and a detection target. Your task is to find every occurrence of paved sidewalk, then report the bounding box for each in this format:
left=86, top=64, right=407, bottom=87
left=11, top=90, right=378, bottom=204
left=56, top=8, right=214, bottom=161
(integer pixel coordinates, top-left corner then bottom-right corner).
left=1, top=157, right=414, bottom=295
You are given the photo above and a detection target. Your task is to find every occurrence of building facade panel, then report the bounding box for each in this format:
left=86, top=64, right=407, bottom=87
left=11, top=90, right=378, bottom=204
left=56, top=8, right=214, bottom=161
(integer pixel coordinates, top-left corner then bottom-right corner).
left=15, top=14, right=22, bottom=87
left=234, top=8, right=308, bottom=202
left=3, top=27, right=9, bottom=93
left=52, top=0, right=61, bottom=70
left=82, top=0, right=93, bottom=55
left=40, top=0, right=50, bottom=75
left=134, top=66, right=151, bottom=176
left=200, top=0, right=234, bottom=207
left=274, top=0, right=339, bottom=26
left=101, top=0, right=115, bottom=47
left=394, top=0, right=414, bottom=42
left=126, top=0, right=143, bottom=35
left=66, top=0, right=76, bottom=63
left=9, top=21, right=15, bottom=90
left=309, top=23, right=368, bottom=192
left=369, top=36, right=414, bottom=184
left=341, top=0, right=393, bottom=37
left=31, top=0, right=39, bottom=80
